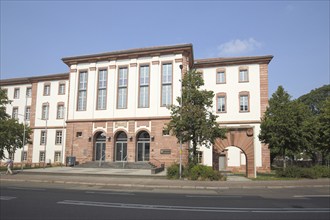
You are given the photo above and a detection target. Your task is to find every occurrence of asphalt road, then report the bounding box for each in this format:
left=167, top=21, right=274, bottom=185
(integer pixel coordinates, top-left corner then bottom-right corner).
left=1, top=183, right=329, bottom=220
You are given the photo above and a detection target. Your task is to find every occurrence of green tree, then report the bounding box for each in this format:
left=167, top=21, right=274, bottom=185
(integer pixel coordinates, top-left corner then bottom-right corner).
left=259, top=86, right=307, bottom=168
left=166, top=69, right=226, bottom=165
left=0, top=88, right=31, bottom=160
left=298, top=84, right=330, bottom=114
left=318, top=98, right=330, bottom=164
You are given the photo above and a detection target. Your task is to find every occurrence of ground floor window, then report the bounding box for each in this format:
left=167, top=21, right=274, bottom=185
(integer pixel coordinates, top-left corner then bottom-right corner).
left=54, top=151, right=61, bottom=162
left=23, top=151, right=27, bottom=161
left=39, top=151, right=45, bottom=162
left=137, top=131, right=150, bottom=161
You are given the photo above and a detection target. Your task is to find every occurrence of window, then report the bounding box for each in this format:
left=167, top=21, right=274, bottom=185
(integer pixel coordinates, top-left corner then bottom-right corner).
left=216, top=69, right=226, bottom=84
left=43, top=84, right=50, bottom=96
left=97, top=69, right=107, bottom=110
left=217, top=94, right=226, bottom=113
left=25, top=106, right=31, bottom=121
left=162, top=129, right=170, bottom=136
left=54, top=151, right=61, bottom=162
left=77, top=71, right=88, bottom=111
left=239, top=92, right=250, bottom=112
left=14, top=88, right=20, bottom=99
left=239, top=69, right=249, bottom=82
left=55, top=131, right=62, bottom=145
left=197, top=151, right=203, bottom=164
left=42, top=103, right=49, bottom=120
left=117, top=67, right=128, bottom=109
left=26, top=87, right=32, bottom=97
left=139, top=65, right=149, bottom=108
left=3, top=89, right=8, bottom=97
left=39, top=151, right=45, bottom=162
left=161, top=63, right=172, bottom=106
left=12, top=107, right=18, bottom=119
left=76, top=132, right=82, bottom=138
left=58, top=83, right=65, bottom=95
left=40, top=130, right=47, bottom=145
left=23, top=151, right=28, bottom=161
left=57, top=104, right=64, bottom=119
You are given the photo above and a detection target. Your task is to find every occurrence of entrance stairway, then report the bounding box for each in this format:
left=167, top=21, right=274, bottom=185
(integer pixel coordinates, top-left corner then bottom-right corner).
left=76, top=161, right=156, bottom=169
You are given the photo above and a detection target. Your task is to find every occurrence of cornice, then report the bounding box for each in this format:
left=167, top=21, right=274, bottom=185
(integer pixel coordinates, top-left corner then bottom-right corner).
left=0, top=73, right=69, bottom=86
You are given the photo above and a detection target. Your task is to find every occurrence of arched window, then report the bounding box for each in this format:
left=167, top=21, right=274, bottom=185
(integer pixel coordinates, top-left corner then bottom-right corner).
left=137, top=131, right=150, bottom=161
left=115, top=131, right=127, bottom=161
left=94, top=132, right=106, bottom=161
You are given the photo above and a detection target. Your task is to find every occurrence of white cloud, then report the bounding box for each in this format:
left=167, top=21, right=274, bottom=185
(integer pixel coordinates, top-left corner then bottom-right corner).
left=217, top=38, right=262, bottom=56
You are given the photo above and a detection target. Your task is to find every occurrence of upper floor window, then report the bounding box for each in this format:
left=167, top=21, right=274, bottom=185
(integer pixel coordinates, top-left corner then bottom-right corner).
left=58, top=83, right=65, bottom=95
left=25, top=106, right=31, bottom=121
left=57, top=103, right=65, bottom=119
left=139, top=65, right=149, bottom=108
left=43, top=84, right=51, bottom=96
left=161, top=63, right=172, bottom=106
left=14, top=88, right=20, bottom=99
left=239, top=68, right=249, bottom=82
left=26, top=87, right=32, bottom=98
left=77, top=71, right=88, bottom=111
left=117, top=67, right=128, bottom=109
left=239, top=91, right=250, bottom=112
left=97, top=69, right=107, bottom=110
left=216, top=93, right=226, bottom=113
left=42, top=103, right=49, bottom=120
left=12, top=107, right=18, bottom=119
left=216, top=68, right=226, bottom=84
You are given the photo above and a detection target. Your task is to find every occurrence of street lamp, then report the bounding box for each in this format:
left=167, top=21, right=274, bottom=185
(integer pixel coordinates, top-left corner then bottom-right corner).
left=179, top=64, right=183, bottom=179
left=43, top=102, right=49, bottom=169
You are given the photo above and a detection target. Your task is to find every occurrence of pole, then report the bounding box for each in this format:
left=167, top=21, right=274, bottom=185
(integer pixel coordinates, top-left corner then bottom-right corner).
left=44, top=102, right=49, bottom=169
left=21, top=93, right=28, bottom=171
left=61, top=107, right=65, bottom=167
left=179, top=64, right=183, bottom=179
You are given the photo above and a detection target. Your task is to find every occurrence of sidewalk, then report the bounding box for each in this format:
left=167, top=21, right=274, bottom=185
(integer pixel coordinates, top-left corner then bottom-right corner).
left=1, top=167, right=329, bottom=190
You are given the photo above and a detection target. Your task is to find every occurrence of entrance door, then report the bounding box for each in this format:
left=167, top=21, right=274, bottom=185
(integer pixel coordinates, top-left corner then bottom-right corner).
left=95, top=142, right=106, bottom=161
left=137, top=131, right=150, bottom=161
left=115, top=142, right=127, bottom=161
left=219, top=155, right=226, bottom=171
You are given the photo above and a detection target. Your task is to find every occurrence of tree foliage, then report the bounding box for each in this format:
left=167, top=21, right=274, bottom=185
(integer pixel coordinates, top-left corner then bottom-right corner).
left=0, top=88, right=31, bottom=160
left=298, top=84, right=330, bottom=114
left=166, top=69, right=226, bottom=165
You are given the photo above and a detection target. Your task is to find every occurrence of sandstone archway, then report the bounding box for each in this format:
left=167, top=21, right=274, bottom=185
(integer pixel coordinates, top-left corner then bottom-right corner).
left=213, top=127, right=256, bottom=178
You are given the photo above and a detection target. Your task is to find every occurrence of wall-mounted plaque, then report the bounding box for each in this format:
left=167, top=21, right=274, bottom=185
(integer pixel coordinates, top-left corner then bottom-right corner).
left=160, top=149, right=171, bottom=154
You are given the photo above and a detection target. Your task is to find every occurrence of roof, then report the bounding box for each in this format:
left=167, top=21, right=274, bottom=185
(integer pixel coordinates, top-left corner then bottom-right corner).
left=0, top=73, right=69, bottom=86
left=62, top=44, right=194, bottom=67
left=194, top=55, right=273, bottom=68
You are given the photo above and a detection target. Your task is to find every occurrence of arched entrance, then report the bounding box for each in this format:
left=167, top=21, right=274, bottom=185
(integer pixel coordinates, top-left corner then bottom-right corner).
left=115, top=131, right=128, bottom=161
left=214, top=127, right=255, bottom=178
left=136, top=131, right=150, bottom=162
left=94, top=132, right=106, bottom=161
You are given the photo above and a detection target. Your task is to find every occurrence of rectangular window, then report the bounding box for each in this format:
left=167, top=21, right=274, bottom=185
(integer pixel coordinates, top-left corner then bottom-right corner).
left=12, top=107, right=18, bottom=119
left=217, top=96, right=226, bottom=113
left=77, top=71, right=88, bottom=111
left=240, top=95, right=249, bottom=112
left=117, top=67, right=128, bottom=109
left=239, top=69, right=249, bottom=82
left=55, top=131, right=62, bottom=145
left=54, top=151, right=61, bottom=162
left=216, top=72, right=226, bottom=84
left=58, top=83, right=65, bottom=95
left=139, top=65, right=149, bottom=108
left=40, top=130, right=47, bottom=145
left=23, top=151, right=28, bottom=161
left=14, top=88, right=20, bottom=99
left=26, top=87, right=32, bottom=97
left=25, top=106, right=31, bottom=121
left=42, top=103, right=49, bottom=120
left=43, top=84, right=50, bottom=96
left=161, top=63, right=172, bottom=106
left=197, top=151, right=203, bottom=164
left=39, top=151, right=45, bottom=162
left=97, top=69, right=107, bottom=110
left=57, top=104, right=64, bottom=119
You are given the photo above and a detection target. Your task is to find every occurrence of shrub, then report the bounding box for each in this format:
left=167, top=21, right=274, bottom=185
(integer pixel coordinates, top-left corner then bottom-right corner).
left=276, top=165, right=330, bottom=179
left=166, top=163, right=181, bottom=179
left=188, top=165, right=223, bottom=181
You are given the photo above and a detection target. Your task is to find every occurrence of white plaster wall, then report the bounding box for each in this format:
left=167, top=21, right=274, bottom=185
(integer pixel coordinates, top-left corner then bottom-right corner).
left=227, top=146, right=241, bottom=166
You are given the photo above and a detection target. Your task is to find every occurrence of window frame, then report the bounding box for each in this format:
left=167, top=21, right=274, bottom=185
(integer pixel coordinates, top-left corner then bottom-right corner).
left=40, top=130, right=47, bottom=145
left=25, top=106, right=31, bottom=121
left=239, top=67, right=249, bottom=83
left=216, top=68, right=226, bottom=84
left=57, top=103, right=65, bottom=119
left=12, top=107, right=19, bottom=119
left=77, top=71, right=88, bottom=111
left=96, top=68, right=108, bottom=110
left=54, top=151, right=61, bottom=163
left=39, top=151, right=45, bottom=162
left=43, top=83, right=51, bottom=96
left=26, top=87, right=32, bottom=98
left=117, top=66, right=129, bottom=109
left=55, top=130, right=62, bottom=145
left=239, top=91, right=250, bottom=112
left=138, top=63, right=150, bottom=108
left=58, top=82, right=66, bottom=95
left=161, top=62, right=173, bottom=107
left=14, top=88, right=20, bottom=99
left=216, top=92, right=227, bottom=113
left=41, top=103, right=49, bottom=120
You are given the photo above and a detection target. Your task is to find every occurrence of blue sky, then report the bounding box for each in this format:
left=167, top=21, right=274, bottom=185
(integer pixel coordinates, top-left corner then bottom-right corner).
left=1, top=0, right=329, bottom=98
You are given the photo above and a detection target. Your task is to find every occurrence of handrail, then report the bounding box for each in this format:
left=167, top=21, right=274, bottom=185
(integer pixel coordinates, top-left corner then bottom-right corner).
left=98, top=152, right=106, bottom=167
left=122, top=155, right=127, bottom=168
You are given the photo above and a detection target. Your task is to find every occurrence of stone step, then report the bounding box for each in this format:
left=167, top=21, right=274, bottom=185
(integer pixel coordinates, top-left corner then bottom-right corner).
left=76, top=161, right=155, bottom=169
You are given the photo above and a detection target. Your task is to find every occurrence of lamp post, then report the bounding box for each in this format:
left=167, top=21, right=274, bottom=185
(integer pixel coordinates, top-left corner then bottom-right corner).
left=43, top=102, right=49, bottom=169
left=179, top=64, right=183, bottom=179
left=20, top=92, right=28, bottom=171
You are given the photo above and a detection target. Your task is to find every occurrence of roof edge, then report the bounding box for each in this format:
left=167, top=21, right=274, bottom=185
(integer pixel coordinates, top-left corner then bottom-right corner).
left=0, top=73, right=69, bottom=86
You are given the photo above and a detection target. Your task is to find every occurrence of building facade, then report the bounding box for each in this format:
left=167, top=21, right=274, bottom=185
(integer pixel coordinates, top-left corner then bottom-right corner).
left=0, top=44, right=273, bottom=177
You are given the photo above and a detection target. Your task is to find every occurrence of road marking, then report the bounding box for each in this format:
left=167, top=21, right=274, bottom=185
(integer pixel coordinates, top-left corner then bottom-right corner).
left=293, top=195, right=330, bottom=198
left=7, top=187, right=46, bottom=191
left=0, top=196, right=16, bottom=201
left=85, top=191, right=135, bottom=196
left=185, top=195, right=242, bottom=198
left=57, top=200, right=330, bottom=213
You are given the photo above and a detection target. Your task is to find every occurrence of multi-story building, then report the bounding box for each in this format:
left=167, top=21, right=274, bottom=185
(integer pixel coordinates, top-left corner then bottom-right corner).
left=0, top=44, right=272, bottom=177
